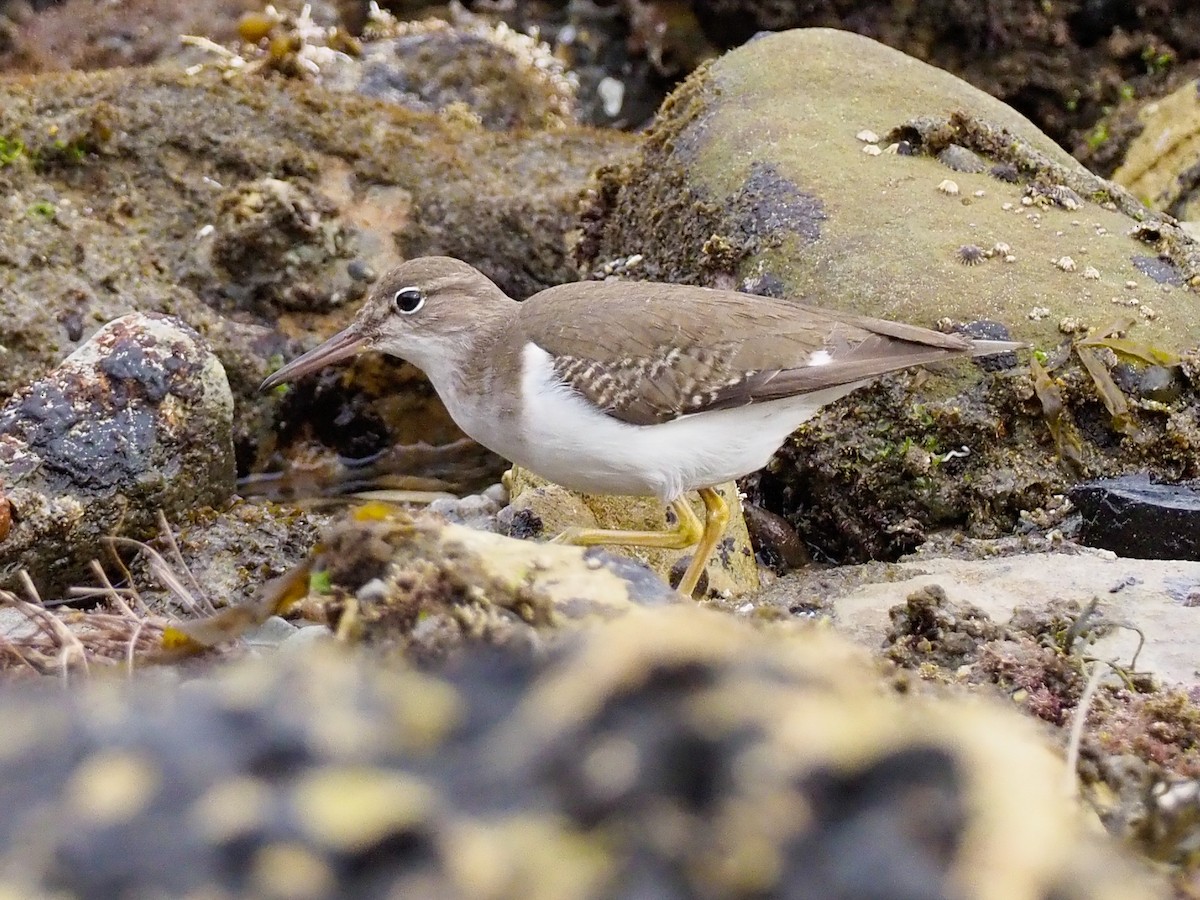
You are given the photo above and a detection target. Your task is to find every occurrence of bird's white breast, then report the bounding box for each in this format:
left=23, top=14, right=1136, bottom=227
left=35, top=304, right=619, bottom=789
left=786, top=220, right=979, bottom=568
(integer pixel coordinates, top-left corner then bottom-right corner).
left=464, top=343, right=864, bottom=502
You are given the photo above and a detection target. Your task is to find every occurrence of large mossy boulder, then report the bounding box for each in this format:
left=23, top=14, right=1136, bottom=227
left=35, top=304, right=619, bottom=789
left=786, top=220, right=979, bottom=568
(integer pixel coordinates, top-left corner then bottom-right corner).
left=576, top=28, right=1200, bottom=559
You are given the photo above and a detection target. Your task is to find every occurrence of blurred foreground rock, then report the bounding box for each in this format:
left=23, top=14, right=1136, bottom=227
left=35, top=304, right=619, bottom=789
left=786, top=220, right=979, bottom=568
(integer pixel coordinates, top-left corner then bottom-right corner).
left=0, top=606, right=1164, bottom=899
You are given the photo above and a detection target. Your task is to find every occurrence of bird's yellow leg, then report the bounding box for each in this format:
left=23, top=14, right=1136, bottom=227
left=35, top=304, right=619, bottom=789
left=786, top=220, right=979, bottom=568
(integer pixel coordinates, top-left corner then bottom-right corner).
left=551, top=496, right=704, bottom=551
left=676, top=487, right=730, bottom=598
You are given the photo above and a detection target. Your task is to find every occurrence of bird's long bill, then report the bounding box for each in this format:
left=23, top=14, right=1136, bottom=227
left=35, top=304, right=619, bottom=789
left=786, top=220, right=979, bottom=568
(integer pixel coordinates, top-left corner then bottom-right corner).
left=259, top=327, right=365, bottom=392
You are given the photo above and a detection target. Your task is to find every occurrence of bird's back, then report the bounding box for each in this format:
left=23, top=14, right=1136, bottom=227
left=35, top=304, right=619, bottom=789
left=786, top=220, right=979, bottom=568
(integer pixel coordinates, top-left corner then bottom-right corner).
left=512, top=280, right=999, bottom=426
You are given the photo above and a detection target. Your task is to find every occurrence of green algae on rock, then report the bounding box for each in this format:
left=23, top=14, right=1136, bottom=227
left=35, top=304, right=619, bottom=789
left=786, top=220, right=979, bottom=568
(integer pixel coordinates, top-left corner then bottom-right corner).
left=1111, top=76, right=1200, bottom=224
left=576, top=28, right=1198, bottom=348
left=575, top=28, right=1200, bottom=561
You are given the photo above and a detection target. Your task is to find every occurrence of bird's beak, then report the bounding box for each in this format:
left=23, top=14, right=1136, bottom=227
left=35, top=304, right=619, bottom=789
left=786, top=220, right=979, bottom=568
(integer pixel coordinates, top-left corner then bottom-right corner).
left=259, top=327, right=366, bottom=392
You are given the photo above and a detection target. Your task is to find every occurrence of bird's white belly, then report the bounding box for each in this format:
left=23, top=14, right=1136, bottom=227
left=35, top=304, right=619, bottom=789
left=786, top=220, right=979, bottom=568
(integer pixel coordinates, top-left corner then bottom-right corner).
left=447, top=344, right=863, bottom=502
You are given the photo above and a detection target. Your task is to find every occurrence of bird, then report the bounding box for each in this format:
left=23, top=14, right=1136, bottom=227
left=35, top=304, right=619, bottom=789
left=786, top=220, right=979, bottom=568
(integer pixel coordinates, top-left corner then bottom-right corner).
left=261, top=256, right=1023, bottom=597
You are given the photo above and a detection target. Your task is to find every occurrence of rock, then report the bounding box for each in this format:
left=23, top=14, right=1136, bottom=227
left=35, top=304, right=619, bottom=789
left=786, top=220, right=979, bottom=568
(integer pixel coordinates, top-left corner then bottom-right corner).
left=0, top=63, right=636, bottom=475
left=757, top=542, right=1200, bottom=689
left=260, top=502, right=680, bottom=662
left=0, top=606, right=1164, bottom=898
left=1111, top=77, right=1200, bottom=221
left=1069, top=475, right=1200, bottom=562
left=574, top=27, right=1200, bottom=561
left=691, top=2, right=1200, bottom=156
left=579, top=27, right=1192, bottom=347
left=503, top=467, right=760, bottom=597
left=0, top=313, right=234, bottom=597
left=333, top=15, right=577, bottom=130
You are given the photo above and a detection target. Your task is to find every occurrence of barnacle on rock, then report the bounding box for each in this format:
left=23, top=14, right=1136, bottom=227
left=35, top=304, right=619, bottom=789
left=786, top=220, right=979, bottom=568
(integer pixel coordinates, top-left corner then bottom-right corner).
left=957, top=244, right=986, bottom=265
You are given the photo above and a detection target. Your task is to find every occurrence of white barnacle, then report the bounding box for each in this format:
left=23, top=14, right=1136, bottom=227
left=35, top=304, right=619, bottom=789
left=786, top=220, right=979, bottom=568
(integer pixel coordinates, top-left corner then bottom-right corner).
left=937, top=179, right=960, bottom=196
left=1054, top=256, right=1077, bottom=272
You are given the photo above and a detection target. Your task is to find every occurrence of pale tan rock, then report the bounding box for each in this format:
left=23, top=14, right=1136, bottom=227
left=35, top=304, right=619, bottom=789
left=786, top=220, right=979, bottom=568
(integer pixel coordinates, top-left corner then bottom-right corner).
left=507, top=466, right=759, bottom=597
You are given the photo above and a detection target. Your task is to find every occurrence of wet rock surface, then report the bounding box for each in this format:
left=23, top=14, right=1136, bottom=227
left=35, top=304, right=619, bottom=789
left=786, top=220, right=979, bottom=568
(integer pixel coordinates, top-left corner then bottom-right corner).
left=0, top=312, right=234, bottom=596
left=1109, top=74, right=1200, bottom=223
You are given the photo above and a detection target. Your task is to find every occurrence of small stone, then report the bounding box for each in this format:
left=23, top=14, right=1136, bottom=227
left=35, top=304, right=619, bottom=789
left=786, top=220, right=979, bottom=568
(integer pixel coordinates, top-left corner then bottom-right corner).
left=1001, top=202, right=1014, bottom=211
left=1004, top=254, right=1017, bottom=263
left=862, top=144, right=882, bottom=156
left=936, top=179, right=960, bottom=196
left=1054, top=256, right=1077, bottom=272
left=1058, top=317, right=1084, bottom=334
left=973, top=190, right=986, bottom=197
left=855, top=128, right=879, bottom=143
left=1125, top=280, right=1138, bottom=289
left=882, top=142, right=900, bottom=154
left=1140, top=306, right=1159, bottom=320
left=991, top=241, right=1012, bottom=256
left=937, top=144, right=987, bottom=174
left=1138, top=366, right=1181, bottom=403
left=1082, top=266, right=1100, bottom=280
left=1028, top=306, right=1051, bottom=320
left=346, top=259, right=377, bottom=283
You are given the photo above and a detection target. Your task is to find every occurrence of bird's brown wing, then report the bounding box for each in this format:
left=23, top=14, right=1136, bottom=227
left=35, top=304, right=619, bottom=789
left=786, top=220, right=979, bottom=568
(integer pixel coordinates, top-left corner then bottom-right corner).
left=519, top=281, right=979, bottom=426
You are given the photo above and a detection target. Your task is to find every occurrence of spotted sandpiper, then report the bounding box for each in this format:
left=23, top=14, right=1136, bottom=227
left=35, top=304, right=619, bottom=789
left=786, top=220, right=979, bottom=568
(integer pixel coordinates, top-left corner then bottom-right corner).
left=262, top=256, right=1023, bottom=596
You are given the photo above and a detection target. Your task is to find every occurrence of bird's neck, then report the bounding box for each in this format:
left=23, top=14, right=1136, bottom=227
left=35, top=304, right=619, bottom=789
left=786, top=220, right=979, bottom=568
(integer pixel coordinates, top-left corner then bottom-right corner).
left=414, top=302, right=521, bottom=423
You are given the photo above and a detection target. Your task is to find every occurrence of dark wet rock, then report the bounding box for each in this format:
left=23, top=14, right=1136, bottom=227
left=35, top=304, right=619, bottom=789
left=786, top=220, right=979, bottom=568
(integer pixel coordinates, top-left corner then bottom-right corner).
left=0, top=313, right=234, bottom=597
left=0, top=607, right=1164, bottom=899
left=1070, top=475, right=1200, bottom=561
left=951, top=320, right=1020, bottom=371
left=937, top=143, right=988, bottom=174
left=1131, top=254, right=1186, bottom=286
left=743, top=502, right=809, bottom=573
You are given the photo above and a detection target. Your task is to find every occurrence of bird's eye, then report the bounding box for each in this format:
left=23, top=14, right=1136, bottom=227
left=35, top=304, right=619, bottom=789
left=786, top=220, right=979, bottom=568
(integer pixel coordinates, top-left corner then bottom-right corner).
left=393, top=287, right=425, bottom=314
